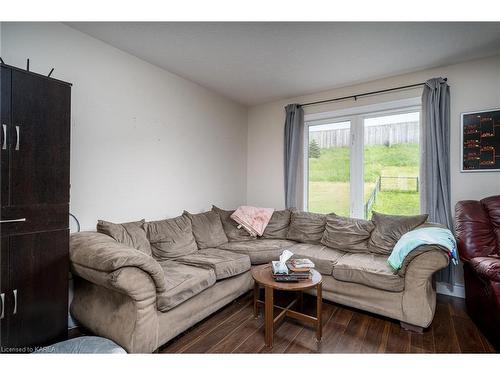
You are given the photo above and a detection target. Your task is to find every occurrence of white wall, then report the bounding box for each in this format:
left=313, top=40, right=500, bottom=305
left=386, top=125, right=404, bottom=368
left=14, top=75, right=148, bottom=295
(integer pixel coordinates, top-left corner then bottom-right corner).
left=247, top=55, right=500, bottom=210
left=1, top=22, right=248, bottom=230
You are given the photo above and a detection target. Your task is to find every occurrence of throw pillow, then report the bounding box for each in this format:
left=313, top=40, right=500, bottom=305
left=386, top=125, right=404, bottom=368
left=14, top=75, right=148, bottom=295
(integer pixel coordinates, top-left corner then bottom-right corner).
left=184, top=210, right=229, bottom=249
left=321, top=213, right=375, bottom=253
left=97, top=219, right=152, bottom=256
left=287, top=210, right=327, bottom=244
left=368, top=211, right=429, bottom=255
left=262, top=209, right=292, bottom=239
left=144, top=215, right=198, bottom=260
left=212, top=205, right=252, bottom=241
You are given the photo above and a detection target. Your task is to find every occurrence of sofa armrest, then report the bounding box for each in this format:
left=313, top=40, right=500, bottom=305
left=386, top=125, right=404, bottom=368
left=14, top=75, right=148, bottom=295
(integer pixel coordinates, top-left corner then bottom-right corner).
left=70, top=232, right=166, bottom=295
left=397, top=244, right=450, bottom=277
left=469, top=256, right=500, bottom=282
left=401, top=247, right=449, bottom=328
left=71, top=268, right=160, bottom=353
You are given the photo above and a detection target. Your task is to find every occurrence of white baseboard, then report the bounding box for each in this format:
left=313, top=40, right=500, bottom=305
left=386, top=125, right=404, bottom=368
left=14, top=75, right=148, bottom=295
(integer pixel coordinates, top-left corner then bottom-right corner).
left=436, top=282, right=465, bottom=298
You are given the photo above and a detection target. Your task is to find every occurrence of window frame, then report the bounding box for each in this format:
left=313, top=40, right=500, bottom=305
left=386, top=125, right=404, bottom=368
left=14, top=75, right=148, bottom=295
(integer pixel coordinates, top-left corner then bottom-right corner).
left=304, top=97, right=422, bottom=218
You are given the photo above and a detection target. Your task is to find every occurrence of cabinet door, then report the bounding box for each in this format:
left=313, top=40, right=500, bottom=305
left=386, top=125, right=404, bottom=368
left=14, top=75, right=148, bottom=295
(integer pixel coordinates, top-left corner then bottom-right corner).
left=10, top=70, right=70, bottom=207
left=5, top=230, right=68, bottom=349
left=1, top=66, right=11, bottom=207
left=0, top=237, right=10, bottom=347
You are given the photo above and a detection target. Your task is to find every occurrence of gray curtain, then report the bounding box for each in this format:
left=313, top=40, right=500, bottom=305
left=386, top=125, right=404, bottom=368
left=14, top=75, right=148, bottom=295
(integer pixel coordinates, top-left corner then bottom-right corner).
left=421, top=77, right=454, bottom=284
left=284, top=104, right=304, bottom=209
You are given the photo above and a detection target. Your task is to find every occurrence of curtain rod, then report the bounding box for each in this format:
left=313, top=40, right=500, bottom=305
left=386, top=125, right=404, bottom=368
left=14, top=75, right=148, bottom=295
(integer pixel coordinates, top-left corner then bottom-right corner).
left=298, top=78, right=447, bottom=108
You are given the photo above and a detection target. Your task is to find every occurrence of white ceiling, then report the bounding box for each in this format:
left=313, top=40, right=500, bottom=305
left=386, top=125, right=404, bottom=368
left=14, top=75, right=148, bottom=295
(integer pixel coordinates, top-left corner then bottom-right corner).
left=67, top=22, right=500, bottom=106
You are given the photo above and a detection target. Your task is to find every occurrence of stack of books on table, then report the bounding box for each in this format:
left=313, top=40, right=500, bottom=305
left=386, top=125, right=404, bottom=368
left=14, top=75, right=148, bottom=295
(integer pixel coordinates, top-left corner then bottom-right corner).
left=271, top=258, right=315, bottom=282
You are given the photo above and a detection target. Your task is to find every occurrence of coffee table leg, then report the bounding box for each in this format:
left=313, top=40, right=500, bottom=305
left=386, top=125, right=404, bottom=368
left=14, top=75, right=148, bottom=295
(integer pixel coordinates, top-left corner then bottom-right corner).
left=265, top=286, right=274, bottom=348
left=298, top=291, right=303, bottom=312
left=316, top=283, right=322, bottom=342
left=253, top=282, right=259, bottom=317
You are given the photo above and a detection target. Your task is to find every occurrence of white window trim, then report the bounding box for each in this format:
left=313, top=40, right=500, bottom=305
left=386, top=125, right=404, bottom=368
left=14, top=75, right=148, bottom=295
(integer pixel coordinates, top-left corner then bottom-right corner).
left=303, top=98, right=422, bottom=218
left=304, top=97, right=421, bottom=123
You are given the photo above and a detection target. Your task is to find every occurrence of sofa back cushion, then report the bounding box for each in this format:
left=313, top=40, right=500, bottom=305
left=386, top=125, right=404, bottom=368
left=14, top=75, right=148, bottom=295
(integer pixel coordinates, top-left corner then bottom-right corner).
left=321, top=213, right=374, bottom=253
left=368, top=211, right=428, bottom=255
left=455, top=196, right=500, bottom=260
left=262, top=209, right=292, bottom=240
left=212, top=205, right=252, bottom=241
left=287, top=211, right=327, bottom=244
left=144, top=216, right=198, bottom=260
left=97, top=219, right=152, bottom=256
left=184, top=210, right=228, bottom=249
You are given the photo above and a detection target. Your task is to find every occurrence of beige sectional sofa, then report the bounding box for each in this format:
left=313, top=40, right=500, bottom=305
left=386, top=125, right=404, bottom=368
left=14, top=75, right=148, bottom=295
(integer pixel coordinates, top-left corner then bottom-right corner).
left=69, top=207, right=449, bottom=353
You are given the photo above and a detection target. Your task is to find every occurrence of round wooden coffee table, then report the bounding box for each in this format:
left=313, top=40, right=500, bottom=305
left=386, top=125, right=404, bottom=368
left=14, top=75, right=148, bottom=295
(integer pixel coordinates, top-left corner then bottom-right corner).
left=251, top=263, right=322, bottom=348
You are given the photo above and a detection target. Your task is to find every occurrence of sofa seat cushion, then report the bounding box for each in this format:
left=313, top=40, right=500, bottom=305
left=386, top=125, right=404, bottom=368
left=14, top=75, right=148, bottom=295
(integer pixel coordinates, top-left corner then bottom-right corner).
left=174, top=249, right=251, bottom=280
left=332, top=253, right=404, bottom=292
left=288, top=243, right=345, bottom=275
left=157, top=261, right=216, bottom=312
left=470, top=256, right=500, bottom=282
left=217, top=239, right=297, bottom=264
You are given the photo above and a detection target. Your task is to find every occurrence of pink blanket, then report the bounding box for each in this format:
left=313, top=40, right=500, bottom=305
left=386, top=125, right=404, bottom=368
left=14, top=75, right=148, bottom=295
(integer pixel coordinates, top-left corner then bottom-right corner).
left=230, top=206, right=274, bottom=237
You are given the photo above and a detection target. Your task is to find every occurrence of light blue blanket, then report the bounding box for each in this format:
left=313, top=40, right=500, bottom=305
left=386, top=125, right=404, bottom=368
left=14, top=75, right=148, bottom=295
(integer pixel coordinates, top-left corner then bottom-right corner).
left=387, top=227, right=458, bottom=271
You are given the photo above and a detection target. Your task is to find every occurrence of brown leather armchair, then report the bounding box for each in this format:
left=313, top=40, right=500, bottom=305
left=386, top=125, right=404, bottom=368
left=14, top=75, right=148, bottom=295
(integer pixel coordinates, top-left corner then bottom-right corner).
left=455, top=195, right=500, bottom=350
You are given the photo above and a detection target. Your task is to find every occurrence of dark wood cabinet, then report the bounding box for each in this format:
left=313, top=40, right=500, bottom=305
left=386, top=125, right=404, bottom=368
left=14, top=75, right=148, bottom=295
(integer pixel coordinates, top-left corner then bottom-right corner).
left=1, top=67, right=11, bottom=208
left=6, top=230, right=69, bottom=348
left=0, top=237, right=10, bottom=348
left=0, top=64, right=71, bottom=351
left=10, top=70, right=70, bottom=207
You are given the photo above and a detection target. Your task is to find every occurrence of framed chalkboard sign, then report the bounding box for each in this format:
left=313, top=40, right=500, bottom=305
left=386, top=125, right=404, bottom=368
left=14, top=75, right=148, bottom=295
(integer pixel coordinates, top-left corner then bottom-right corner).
left=461, top=108, right=500, bottom=172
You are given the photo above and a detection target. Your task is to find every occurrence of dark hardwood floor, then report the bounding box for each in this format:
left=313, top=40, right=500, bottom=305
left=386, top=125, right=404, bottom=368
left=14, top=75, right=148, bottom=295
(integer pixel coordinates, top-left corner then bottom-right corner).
left=157, top=292, right=497, bottom=354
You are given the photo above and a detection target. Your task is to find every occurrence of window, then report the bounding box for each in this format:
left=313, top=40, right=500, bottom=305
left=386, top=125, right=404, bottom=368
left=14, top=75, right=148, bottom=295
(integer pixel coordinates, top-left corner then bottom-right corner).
left=305, top=100, right=421, bottom=219
left=308, top=120, right=351, bottom=216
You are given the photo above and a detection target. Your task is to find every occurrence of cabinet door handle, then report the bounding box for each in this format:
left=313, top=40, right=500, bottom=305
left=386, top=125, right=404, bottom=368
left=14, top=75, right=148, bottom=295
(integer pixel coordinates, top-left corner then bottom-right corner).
left=15, top=125, right=20, bottom=151
left=1, top=124, right=6, bottom=150
left=0, top=218, right=26, bottom=223
left=13, top=289, right=17, bottom=315
left=0, top=293, right=4, bottom=319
